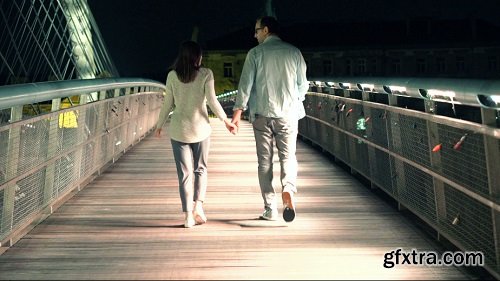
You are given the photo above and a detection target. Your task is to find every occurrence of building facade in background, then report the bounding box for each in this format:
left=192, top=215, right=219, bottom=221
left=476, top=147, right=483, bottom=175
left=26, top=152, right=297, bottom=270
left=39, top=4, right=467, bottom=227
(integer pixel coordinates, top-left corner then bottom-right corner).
left=203, top=18, right=500, bottom=94
left=0, top=0, right=118, bottom=86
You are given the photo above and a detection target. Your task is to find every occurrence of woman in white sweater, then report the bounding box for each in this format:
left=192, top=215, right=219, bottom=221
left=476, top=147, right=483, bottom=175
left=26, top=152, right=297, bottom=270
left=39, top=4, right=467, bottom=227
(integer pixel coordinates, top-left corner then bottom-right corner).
left=155, top=41, right=236, bottom=228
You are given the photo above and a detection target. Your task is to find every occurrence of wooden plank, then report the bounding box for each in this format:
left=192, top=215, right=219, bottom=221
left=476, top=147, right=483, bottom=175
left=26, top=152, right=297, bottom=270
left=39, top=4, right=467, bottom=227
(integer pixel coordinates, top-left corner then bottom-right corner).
left=0, top=120, right=485, bottom=280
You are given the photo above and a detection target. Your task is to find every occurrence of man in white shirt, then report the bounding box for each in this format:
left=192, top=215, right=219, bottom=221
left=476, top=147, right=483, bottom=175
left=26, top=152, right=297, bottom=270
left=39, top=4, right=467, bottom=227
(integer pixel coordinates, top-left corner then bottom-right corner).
left=232, top=16, right=308, bottom=222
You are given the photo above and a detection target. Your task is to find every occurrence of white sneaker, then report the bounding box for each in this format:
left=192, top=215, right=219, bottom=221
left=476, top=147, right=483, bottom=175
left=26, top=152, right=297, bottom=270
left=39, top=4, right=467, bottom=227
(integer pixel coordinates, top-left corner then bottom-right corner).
left=193, top=201, right=207, bottom=225
left=193, top=209, right=207, bottom=225
left=184, top=212, right=195, bottom=228
left=259, top=208, right=278, bottom=221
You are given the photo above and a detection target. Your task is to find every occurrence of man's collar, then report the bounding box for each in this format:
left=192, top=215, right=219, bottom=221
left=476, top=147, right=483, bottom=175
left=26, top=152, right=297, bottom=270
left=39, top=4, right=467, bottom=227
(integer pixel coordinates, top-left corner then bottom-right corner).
left=263, top=34, right=280, bottom=44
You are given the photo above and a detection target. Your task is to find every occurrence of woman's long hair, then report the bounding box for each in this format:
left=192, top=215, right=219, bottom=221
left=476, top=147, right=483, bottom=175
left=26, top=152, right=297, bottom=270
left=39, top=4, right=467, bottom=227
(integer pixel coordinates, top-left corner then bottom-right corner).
left=170, top=41, right=202, bottom=83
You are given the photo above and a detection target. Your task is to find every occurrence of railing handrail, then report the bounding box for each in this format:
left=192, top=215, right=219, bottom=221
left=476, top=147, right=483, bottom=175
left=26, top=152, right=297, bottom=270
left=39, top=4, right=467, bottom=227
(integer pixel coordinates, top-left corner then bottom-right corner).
left=309, top=76, right=500, bottom=109
left=0, top=78, right=166, bottom=110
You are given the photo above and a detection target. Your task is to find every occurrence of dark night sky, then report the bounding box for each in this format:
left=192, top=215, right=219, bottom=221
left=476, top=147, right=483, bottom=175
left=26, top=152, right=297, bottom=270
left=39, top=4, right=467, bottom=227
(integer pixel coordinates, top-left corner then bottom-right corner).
left=87, top=0, right=500, bottom=82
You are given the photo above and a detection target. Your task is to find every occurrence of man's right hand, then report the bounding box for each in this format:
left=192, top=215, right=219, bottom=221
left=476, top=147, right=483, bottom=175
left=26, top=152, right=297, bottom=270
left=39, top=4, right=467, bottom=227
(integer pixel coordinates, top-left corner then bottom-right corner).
left=231, top=109, right=243, bottom=134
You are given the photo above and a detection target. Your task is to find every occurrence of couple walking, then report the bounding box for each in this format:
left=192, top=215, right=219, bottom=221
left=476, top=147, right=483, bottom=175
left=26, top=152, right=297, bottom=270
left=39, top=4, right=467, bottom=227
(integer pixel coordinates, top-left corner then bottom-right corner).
left=155, top=16, right=309, bottom=228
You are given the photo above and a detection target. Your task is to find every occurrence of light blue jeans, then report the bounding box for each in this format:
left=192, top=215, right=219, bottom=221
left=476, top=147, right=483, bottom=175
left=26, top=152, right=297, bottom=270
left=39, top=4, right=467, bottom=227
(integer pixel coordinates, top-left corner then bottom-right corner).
left=170, top=137, right=210, bottom=212
left=252, top=116, right=298, bottom=211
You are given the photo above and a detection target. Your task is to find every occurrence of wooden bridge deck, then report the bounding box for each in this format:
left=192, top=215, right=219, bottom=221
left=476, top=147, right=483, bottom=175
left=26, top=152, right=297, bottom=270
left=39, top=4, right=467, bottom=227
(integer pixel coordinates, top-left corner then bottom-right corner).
left=0, top=120, right=485, bottom=280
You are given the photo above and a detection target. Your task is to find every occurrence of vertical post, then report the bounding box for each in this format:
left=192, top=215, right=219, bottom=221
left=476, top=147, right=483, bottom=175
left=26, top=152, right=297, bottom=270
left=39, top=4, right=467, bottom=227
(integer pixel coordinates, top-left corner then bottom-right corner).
left=42, top=99, right=61, bottom=212
left=93, top=100, right=105, bottom=176
left=388, top=110, right=406, bottom=211
left=73, top=94, right=90, bottom=190
left=1, top=106, right=23, bottom=244
left=388, top=94, right=398, bottom=106
left=386, top=95, right=407, bottom=211
left=343, top=90, right=358, bottom=176
left=425, top=99, right=444, bottom=239
left=481, top=107, right=500, bottom=270
left=481, top=108, right=500, bottom=198
left=122, top=96, right=131, bottom=148
left=362, top=91, right=377, bottom=189
left=98, top=90, right=106, bottom=101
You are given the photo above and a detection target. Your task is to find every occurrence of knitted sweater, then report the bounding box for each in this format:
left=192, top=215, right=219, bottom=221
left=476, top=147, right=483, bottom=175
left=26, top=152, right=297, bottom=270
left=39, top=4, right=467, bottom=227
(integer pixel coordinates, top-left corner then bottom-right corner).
left=155, top=68, right=227, bottom=143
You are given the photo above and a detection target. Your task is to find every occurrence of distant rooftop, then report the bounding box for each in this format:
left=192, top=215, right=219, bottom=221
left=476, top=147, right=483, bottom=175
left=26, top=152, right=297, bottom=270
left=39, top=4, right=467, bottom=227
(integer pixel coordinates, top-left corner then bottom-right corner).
left=204, top=18, right=500, bottom=51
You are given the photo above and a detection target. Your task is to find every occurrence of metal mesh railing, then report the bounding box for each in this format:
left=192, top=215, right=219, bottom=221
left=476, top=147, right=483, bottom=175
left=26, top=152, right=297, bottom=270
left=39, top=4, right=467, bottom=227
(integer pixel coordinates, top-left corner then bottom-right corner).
left=441, top=184, right=496, bottom=271
left=301, top=77, right=500, bottom=278
left=437, top=124, right=489, bottom=197
left=0, top=78, right=165, bottom=246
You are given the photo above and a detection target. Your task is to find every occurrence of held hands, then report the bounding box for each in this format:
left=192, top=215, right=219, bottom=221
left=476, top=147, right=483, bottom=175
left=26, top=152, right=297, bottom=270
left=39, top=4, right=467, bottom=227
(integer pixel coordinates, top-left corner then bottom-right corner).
left=230, top=109, right=242, bottom=135
left=224, top=119, right=238, bottom=135
left=230, top=112, right=241, bottom=135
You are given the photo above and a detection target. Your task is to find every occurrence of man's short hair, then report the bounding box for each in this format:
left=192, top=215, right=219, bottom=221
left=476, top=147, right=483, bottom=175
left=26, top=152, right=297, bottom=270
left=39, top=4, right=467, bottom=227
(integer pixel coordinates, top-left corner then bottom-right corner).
left=258, top=16, right=280, bottom=35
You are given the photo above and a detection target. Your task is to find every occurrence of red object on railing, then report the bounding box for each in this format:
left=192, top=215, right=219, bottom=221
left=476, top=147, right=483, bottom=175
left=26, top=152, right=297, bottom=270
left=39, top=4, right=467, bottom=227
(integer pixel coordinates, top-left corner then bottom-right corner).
left=432, top=143, right=442, bottom=152
left=346, top=108, right=353, bottom=117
